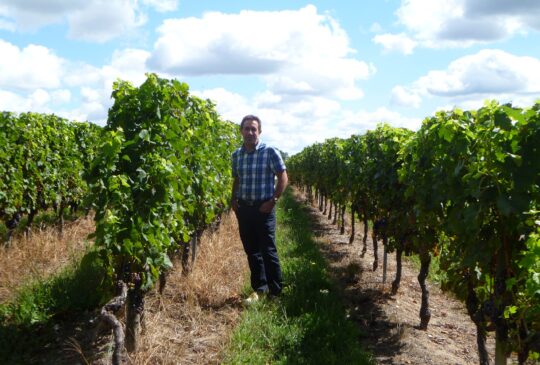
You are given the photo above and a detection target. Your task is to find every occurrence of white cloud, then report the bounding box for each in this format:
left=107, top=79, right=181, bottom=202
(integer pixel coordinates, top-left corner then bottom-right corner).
left=78, top=101, right=108, bottom=123
left=193, top=88, right=250, bottom=125
left=51, top=89, right=71, bottom=104
left=0, top=40, right=64, bottom=90
left=67, top=0, right=146, bottom=43
left=148, top=5, right=373, bottom=100
left=0, top=0, right=148, bottom=42
left=193, top=85, right=420, bottom=154
left=465, top=0, right=540, bottom=28
left=369, top=22, right=383, bottom=33
left=0, top=37, right=153, bottom=124
left=104, top=48, right=151, bottom=86
left=415, top=49, right=540, bottom=96
left=339, top=108, right=421, bottom=136
left=436, top=93, right=540, bottom=114
left=0, top=89, right=30, bottom=111
left=64, top=63, right=103, bottom=87
left=393, top=49, right=540, bottom=109
left=194, top=87, right=348, bottom=153
left=30, top=89, right=51, bottom=106
left=73, top=48, right=151, bottom=122
left=0, top=88, right=56, bottom=113
left=391, top=0, right=540, bottom=50
left=372, top=33, right=417, bottom=55
left=279, top=95, right=341, bottom=119
left=80, top=87, right=102, bottom=103
left=0, top=18, right=15, bottom=31
left=142, top=0, right=178, bottom=12
left=396, top=0, right=463, bottom=46
left=265, top=106, right=421, bottom=154
left=63, top=48, right=149, bottom=89
left=253, top=91, right=283, bottom=108
left=391, top=85, right=422, bottom=107
left=192, top=88, right=301, bottom=152
left=0, top=0, right=84, bottom=30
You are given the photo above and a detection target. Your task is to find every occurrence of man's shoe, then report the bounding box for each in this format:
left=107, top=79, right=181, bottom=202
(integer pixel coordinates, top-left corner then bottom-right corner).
left=243, top=292, right=259, bottom=305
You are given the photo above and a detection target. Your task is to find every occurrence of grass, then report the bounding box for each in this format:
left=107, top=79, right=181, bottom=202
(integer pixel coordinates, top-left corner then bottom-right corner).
left=223, top=189, right=373, bottom=365
left=1, top=214, right=96, bottom=303
left=0, top=248, right=113, bottom=364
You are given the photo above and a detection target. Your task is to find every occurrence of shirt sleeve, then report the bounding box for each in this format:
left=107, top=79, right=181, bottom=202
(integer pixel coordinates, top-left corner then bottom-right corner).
left=232, top=151, right=238, bottom=177
left=268, top=147, right=286, bottom=173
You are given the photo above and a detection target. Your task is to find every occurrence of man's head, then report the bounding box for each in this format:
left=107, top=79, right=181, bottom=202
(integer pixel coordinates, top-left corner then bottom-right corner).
left=240, top=115, right=261, bottom=132
left=240, top=115, right=262, bottom=150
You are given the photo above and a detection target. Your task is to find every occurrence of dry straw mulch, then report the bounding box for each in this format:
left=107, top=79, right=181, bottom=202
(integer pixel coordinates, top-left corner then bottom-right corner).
left=123, top=212, right=247, bottom=365
left=0, top=214, right=95, bottom=303
left=71, top=211, right=248, bottom=365
left=1, top=210, right=248, bottom=365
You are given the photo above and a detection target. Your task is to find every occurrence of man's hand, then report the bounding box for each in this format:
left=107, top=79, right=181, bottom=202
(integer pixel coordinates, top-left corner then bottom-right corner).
left=259, top=199, right=275, bottom=213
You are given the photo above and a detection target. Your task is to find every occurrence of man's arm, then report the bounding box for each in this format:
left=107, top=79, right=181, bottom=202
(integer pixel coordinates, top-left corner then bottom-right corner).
left=260, top=170, right=288, bottom=213
left=231, top=176, right=239, bottom=212
left=273, top=170, right=288, bottom=201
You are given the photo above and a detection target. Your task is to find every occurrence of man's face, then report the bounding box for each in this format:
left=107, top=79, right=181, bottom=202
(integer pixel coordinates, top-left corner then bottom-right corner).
left=241, top=120, right=261, bottom=147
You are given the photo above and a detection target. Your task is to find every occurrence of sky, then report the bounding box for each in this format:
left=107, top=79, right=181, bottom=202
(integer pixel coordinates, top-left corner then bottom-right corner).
left=1, top=0, right=539, bottom=154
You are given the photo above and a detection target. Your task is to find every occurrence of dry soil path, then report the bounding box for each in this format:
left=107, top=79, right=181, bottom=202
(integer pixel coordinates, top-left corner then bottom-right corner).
left=295, top=190, right=497, bottom=365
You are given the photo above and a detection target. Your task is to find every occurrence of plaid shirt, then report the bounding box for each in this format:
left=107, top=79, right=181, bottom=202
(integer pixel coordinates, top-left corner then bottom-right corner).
left=232, top=142, right=286, bottom=201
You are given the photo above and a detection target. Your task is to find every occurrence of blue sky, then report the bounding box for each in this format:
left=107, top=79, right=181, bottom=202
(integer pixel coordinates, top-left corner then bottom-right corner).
left=1, top=0, right=539, bottom=153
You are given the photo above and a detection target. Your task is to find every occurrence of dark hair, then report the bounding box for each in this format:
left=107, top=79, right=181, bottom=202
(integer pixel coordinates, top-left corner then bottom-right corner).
left=240, top=114, right=261, bottom=131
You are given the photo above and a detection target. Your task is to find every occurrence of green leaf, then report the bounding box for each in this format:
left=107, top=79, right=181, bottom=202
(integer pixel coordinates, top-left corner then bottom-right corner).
left=497, top=195, right=513, bottom=215
left=503, top=305, right=517, bottom=319
left=501, top=106, right=525, bottom=124
left=494, top=110, right=513, bottom=130
left=162, top=253, right=173, bottom=270
left=139, top=129, right=150, bottom=141
left=438, top=123, right=455, bottom=142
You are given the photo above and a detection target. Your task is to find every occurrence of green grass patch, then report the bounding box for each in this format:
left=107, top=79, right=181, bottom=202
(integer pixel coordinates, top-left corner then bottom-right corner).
left=0, top=248, right=113, bottom=363
left=223, top=189, right=373, bottom=365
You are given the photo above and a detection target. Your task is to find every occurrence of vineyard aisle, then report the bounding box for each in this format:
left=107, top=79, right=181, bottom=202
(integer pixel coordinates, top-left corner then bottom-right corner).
left=89, top=186, right=490, bottom=364
left=2, top=186, right=499, bottom=364
left=292, top=187, right=496, bottom=365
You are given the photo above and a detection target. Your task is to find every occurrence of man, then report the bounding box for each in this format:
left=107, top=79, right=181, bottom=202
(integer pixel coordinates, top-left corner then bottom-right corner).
left=232, top=115, right=288, bottom=303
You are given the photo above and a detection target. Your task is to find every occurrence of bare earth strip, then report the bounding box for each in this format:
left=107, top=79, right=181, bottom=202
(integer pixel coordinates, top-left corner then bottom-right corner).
left=293, top=189, right=497, bottom=365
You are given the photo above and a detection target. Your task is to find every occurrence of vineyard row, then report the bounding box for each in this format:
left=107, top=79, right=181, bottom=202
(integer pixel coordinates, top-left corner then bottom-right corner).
left=287, top=101, right=540, bottom=365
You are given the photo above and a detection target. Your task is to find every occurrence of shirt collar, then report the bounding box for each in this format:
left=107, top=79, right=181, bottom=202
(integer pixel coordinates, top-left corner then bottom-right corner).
left=241, top=141, right=265, bottom=153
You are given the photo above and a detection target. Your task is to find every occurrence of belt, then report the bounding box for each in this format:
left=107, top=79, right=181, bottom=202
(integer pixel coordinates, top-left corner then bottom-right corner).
left=238, top=198, right=268, bottom=207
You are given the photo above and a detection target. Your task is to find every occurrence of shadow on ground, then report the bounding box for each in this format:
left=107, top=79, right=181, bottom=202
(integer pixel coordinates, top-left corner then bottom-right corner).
left=300, top=199, right=409, bottom=364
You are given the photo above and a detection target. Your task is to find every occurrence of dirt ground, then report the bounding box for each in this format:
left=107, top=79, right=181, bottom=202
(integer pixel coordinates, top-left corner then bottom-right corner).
left=294, top=190, right=497, bottom=365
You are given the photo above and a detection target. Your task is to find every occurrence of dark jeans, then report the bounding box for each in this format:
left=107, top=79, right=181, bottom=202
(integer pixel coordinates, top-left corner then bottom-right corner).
left=236, top=203, right=282, bottom=295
